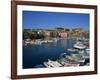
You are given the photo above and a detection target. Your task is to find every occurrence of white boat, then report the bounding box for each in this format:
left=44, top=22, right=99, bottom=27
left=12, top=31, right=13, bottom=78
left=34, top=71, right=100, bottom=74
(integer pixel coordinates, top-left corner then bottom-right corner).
left=43, top=59, right=62, bottom=68
left=70, top=54, right=85, bottom=63
left=59, top=57, right=80, bottom=67
left=74, top=41, right=86, bottom=49
left=43, top=62, right=52, bottom=68
left=74, top=44, right=86, bottom=49
left=65, top=55, right=75, bottom=61
left=47, top=40, right=53, bottom=43
left=67, top=48, right=78, bottom=52
left=64, top=62, right=80, bottom=67
left=34, top=41, right=42, bottom=45
left=82, top=56, right=89, bottom=59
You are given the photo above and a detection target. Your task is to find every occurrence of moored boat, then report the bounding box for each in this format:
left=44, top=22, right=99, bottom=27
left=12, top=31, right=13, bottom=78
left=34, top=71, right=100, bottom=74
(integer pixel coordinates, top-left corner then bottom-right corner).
left=67, top=48, right=78, bottom=52
left=43, top=59, right=62, bottom=68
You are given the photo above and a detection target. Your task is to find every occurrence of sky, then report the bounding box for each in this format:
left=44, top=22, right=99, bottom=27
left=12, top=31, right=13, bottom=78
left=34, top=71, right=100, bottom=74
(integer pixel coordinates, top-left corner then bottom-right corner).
left=23, top=11, right=90, bottom=30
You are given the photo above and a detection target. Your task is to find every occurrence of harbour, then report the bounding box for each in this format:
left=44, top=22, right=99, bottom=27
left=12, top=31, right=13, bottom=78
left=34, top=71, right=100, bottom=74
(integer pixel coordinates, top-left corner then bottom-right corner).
left=23, top=38, right=89, bottom=69
left=22, top=11, right=90, bottom=69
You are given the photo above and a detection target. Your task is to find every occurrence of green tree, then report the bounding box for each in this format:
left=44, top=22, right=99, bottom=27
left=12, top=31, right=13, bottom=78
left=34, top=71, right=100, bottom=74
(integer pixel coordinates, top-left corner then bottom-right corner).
left=23, top=30, right=30, bottom=40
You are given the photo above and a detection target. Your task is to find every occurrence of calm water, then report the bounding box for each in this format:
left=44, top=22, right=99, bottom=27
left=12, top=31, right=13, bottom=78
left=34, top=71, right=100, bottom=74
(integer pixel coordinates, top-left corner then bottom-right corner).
left=23, top=38, right=76, bottom=69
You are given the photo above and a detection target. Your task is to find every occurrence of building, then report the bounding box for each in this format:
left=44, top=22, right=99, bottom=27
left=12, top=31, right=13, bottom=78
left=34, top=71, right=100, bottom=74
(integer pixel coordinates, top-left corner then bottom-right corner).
left=43, top=30, right=58, bottom=38
left=42, top=30, right=51, bottom=37
left=50, top=31, right=58, bottom=37
left=58, top=32, right=67, bottom=38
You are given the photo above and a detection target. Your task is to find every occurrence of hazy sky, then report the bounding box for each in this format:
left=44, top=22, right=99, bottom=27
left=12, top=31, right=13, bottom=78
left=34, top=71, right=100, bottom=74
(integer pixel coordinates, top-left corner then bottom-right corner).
left=23, top=11, right=89, bottom=30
